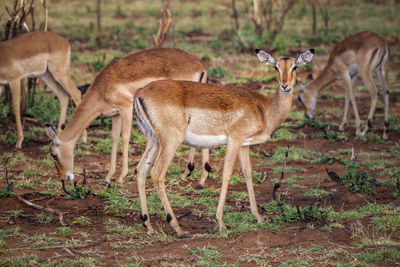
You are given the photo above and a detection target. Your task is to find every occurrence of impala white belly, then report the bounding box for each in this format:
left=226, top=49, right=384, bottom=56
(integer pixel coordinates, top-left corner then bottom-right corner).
left=183, top=131, right=228, bottom=149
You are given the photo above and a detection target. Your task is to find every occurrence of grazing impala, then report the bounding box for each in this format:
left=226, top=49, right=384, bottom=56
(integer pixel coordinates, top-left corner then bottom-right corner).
left=297, top=31, right=390, bottom=139
left=134, top=49, right=314, bottom=237
left=46, top=48, right=208, bottom=182
left=0, top=31, right=84, bottom=148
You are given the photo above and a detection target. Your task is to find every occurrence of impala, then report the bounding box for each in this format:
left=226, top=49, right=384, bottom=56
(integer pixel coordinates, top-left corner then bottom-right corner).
left=134, top=49, right=314, bottom=237
left=297, top=31, right=390, bottom=139
left=46, top=48, right=209, bottom=182
left=0, top=31, right=84, bottom=148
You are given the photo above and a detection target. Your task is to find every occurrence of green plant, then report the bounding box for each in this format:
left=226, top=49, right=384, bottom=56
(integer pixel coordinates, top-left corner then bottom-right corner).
left=189, top=246, right=221, bottom=265
left=36, top=212, right=53, bottom=224
left=5, top=209, right=25, bottom=220
left=340, top=160, right=375, bottom=195
left=208, top=66, right=227, bottom=77
left=57, top=227, right=71, bottom=237
left=73, top=216, right=92, bottom=226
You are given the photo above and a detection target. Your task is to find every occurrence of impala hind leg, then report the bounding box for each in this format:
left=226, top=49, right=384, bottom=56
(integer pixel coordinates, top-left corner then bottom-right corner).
left=150, top=135, right=186, bottom=237
left=136, top=137, right=159, bottom=235
left=238, top=146, right=263, bottom=223
left=9, top=80, right=23, bottom=148
left=359, top=66, right=379, bottom=137
left=105, top=115, right=121, bottom=183
left=377, top=65, right=389, bottom=139
left=181, top=147, right=196, bottom=181
left=197, top=149, right=211, bottom=189
left=216, top=139, right=242, bottom=232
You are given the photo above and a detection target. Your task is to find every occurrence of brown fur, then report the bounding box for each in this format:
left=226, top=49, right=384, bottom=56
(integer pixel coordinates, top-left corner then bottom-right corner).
left=46, top=48, right=207, bottom=182
left=0, top=31, right=83, bottom=148
left=134, top=50, right=313, bottom=237
left=298, top=31, right=390, bottom=139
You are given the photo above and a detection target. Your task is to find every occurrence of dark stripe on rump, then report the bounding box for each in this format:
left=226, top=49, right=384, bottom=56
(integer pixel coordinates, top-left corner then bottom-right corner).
left=369, top=48, right=379, bottom=66
left=199, top=72, right=205, bottom=83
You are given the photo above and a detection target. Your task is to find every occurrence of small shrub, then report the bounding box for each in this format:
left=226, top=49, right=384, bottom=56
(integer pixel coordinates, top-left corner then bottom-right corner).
left=208, top=66, right=227, bottom=77
left=73, top=216, right=92, bottom=226
left=340, top=160, right=375, bottom=195
left=36, top=212, right=53, bottom=224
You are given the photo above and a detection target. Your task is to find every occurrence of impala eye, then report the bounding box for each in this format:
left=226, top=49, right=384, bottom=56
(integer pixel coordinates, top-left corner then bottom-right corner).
left=274, top=66, right=279, bottom=72
left=292, top=66, right=297, bottom=71
left=51, top=153, right=58, bottom=161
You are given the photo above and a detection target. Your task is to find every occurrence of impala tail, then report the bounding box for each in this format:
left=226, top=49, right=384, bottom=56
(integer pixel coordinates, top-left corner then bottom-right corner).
left=135, top=96, right=156, bottom=141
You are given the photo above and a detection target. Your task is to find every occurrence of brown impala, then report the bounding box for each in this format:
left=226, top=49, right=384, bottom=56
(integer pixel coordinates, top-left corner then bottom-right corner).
left=0, top=31, right=84, bottom=148
left=134, top=49, right=314, bottom=237
left=297, top=31, right=390, bottom=139
left=46, top=48, right=211, bottom=182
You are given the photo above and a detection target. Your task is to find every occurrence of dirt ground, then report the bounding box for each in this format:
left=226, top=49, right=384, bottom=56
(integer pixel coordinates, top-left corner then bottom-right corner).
left=0, top=52, right=400, bottom=266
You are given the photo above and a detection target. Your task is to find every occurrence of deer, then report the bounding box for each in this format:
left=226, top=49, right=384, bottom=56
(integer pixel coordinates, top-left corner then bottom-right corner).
left=134, top=49, right=314, bottom=237
left=45, top=47, right=211, bottom=183
left=0, top=31, right=85, bottom=148
left=297, top=31, right=390, bottom=139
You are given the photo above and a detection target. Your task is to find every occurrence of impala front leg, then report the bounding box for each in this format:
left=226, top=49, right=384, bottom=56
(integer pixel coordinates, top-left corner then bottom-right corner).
left=105, top=115, right=121, bottom=183
left=238, top=146, right=263, bottom=223
left=216, top=139, right=242, bottom=232
left=116, top=107, right=133, bottom=183
left=10, top=80, right=23, bottom=149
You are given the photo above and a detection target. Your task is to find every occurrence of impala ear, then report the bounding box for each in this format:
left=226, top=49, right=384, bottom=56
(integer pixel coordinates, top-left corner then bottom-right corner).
left=296, top=49, right=314, bottom=65
left=255, top=49, right=276, bottom=65
left=45, top=126, right=60, bottom=145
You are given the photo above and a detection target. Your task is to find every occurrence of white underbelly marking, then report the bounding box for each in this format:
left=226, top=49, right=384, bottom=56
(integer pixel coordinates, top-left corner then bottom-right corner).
left=183, top=131, right=228, bottom=149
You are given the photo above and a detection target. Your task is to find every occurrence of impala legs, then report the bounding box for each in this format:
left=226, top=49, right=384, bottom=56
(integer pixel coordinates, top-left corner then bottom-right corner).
left=9, top=80, right=23, bottom=148
left=48, top=67, right=87, bottom=143
left=181, top=148, right=211, bottom=189
left=149, top=132, right=186, bottom=237
left=339, top=75, right=357, bottom=131
left=105, top=115, right=122, bottom=183
left=198, top=149, right=210, bottom=189
left=116, top=107, right=133, bottom=183
left=216, top=139, right=242, bottom=231
left=136, top=137, right=159, bottom=235
left=238, top=146, right=263, bottom=224
left=359, top=63, right=379, bottom=137
left=377, top=64, right=389, bottom=139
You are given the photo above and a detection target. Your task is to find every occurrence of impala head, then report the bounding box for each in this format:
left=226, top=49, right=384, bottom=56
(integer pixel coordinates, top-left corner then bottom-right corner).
left=255, top=48, right=314, bottom=94
left=297, top=74, right=316, bottom=119
left=45, top=126, right=75, bottom=181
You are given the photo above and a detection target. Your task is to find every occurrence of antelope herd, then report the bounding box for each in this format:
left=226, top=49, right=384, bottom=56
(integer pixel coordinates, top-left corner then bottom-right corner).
left=0, top=30, right=391, bottom=236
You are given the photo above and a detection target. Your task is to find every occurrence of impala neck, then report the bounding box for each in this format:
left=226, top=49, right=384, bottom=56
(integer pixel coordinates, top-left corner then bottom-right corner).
left=265, top=89, right=293, bottom=133
left=59, top=90, right=104, bottom=143
left=306, top=66, right=337, bottom=96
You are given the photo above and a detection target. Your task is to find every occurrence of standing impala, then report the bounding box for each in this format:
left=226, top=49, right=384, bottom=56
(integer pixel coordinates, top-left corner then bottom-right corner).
left=46, top=48, right=209, bottom=182
left=134, top=49, right=314, bottom=237
left=0, top=31, right=84, bottom=148
left=297, top=31, right=390, bottom=139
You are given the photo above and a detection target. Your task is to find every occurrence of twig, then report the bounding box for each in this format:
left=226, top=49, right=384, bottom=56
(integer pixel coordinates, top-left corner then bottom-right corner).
left=14, top=193, right=67, bottom=226
left=39, top=235, right=106, bottom=250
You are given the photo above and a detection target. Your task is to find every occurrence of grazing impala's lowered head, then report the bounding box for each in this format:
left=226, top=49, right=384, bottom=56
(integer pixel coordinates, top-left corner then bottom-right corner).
left=255, top=48, right=314, bottom=93
left=297, top=73, right=316, bottom=119
left=45, top=126, right=75, bottom=181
